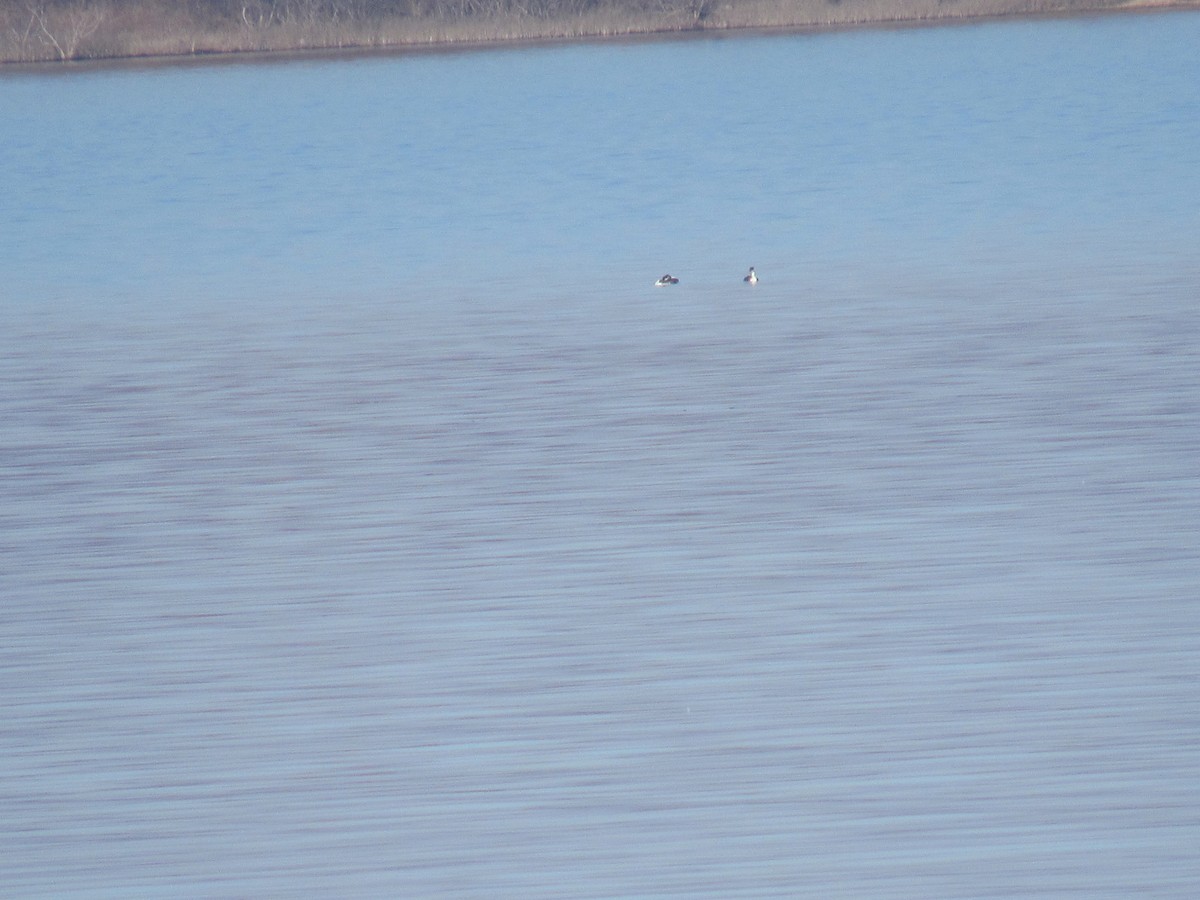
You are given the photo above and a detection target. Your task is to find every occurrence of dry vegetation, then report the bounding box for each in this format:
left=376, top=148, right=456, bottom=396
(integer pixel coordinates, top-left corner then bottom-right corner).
left=1, top=0, right=1195, bottom=63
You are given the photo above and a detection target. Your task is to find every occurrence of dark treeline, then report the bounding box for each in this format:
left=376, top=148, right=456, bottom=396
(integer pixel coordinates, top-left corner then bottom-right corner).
left=169, top=0, right=671, bottom=21
left=1, top=0, right=1185, bottom=64
left=3, top=0, right=704, bottom=62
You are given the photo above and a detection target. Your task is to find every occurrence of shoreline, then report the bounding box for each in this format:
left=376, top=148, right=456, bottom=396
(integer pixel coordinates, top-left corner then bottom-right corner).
left=2, top=0, right=1198, bottom=72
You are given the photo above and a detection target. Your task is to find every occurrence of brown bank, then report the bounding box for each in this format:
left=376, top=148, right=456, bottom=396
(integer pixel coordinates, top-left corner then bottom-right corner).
left=2, top=0, right=1197, bottom=66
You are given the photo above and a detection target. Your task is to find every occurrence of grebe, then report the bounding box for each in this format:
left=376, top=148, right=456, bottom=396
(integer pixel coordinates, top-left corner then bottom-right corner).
left=655, top=274, right=679, bottom=286
left=743, top=267, right=758, bottom=284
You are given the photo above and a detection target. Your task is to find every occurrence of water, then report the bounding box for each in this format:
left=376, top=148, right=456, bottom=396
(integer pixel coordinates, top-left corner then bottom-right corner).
left=2, top=12, right=1199, bottom=898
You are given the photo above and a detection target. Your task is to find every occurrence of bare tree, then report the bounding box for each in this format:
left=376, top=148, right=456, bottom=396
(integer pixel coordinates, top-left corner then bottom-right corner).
left=24, top=0, right=108, bottom=60
left=240, top=0, right=282, bottom=30
left=6, top=6, right=40, bottom=61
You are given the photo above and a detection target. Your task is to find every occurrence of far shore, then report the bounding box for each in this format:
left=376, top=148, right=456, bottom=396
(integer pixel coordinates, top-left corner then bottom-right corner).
left=3, top=0, right=1198, bottom=70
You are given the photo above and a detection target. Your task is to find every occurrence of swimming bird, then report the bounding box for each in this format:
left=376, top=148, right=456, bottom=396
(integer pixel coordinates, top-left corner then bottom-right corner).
left=743, top=267, right=758, bottom=284
left=655, top=274, right=680, bottom=286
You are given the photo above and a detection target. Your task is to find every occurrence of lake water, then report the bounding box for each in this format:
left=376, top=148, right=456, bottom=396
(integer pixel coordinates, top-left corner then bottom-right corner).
left=2, top=10, right=1199, bottom=897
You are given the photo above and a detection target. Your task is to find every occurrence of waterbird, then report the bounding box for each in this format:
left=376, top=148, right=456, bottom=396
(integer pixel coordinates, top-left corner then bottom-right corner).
left=744, top=267, right=758, bottom=284
left=655, top=274, right=680, bottom=286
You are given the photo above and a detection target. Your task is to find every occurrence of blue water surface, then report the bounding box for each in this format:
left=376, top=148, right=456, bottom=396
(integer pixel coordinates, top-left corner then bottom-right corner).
left=2, top=11, right=1198, bottom=302
left=2, top=10, right=1199, bottom=898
